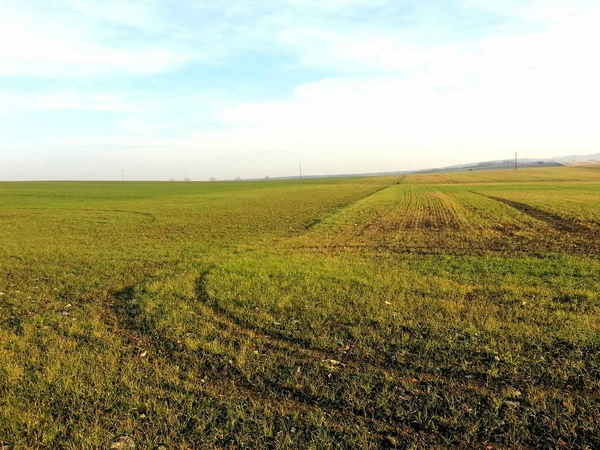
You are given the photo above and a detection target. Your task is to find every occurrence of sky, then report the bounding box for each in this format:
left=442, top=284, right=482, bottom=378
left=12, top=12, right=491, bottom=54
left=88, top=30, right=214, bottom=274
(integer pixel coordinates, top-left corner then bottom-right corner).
left=1, top=0, right=599, bottom=181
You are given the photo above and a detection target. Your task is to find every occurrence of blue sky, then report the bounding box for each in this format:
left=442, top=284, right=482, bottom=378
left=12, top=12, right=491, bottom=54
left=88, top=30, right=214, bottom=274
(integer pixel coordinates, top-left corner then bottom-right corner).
left=1, top=0, right=599, bottom=180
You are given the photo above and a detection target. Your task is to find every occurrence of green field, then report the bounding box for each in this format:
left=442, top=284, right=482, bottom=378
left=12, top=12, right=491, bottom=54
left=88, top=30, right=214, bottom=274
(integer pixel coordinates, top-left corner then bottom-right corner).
left=1, top=166, right=599, bottom=449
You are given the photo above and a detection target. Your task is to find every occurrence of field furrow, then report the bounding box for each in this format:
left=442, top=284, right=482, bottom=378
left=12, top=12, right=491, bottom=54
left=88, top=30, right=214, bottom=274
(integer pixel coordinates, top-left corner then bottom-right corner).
left=296, top=175, right=600, bottom=256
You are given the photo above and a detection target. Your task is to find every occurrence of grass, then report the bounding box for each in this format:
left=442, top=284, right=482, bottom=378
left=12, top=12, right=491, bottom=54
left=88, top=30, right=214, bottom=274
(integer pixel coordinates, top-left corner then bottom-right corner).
left=1, top=166, right=599, bottom=449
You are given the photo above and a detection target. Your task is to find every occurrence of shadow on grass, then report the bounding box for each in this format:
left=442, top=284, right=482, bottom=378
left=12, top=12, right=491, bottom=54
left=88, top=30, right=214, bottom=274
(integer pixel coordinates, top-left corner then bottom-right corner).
left=194, top=271, right=316, bottom=351
left=111, top=286, right=139, bottom=328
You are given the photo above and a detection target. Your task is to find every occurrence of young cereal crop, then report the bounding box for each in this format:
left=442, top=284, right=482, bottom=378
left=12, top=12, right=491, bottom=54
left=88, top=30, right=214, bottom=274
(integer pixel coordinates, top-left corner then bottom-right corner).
left=1, top=166, right=599, bottom=449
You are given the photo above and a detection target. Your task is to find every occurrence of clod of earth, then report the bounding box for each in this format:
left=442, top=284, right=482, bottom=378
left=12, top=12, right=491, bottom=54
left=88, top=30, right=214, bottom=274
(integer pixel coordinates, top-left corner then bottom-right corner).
left=109, top=436, right=135, bottom=450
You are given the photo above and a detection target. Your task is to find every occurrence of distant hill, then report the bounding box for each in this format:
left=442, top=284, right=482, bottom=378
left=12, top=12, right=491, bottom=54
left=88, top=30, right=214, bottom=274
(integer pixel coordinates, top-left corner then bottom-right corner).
left=415, top=159, right=561, bottom=174
left=414, top=153, right=600, bottom=174
left=248, top=153, right=600, bottom=181
left=549, top=153, right=600, bottom=163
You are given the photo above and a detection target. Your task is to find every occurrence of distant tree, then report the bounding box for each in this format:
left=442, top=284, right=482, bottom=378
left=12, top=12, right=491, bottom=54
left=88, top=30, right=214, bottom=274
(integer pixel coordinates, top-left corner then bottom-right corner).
left=265, top=175, right=270, bottom=180
left=209, top=177, right=217, bottom=182
left=235, top=176, right=242, bottom=181
left=184, top=177, right=191, bottom=182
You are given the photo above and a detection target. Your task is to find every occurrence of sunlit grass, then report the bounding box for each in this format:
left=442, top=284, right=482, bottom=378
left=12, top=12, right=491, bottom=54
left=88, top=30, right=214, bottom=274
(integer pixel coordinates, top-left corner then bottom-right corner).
left=1, top=168, right=599, bottom=448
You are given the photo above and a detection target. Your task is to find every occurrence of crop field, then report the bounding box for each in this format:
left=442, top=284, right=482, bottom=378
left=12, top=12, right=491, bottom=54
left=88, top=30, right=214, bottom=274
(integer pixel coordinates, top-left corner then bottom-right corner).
left=1, top=166, right=599, bottom=449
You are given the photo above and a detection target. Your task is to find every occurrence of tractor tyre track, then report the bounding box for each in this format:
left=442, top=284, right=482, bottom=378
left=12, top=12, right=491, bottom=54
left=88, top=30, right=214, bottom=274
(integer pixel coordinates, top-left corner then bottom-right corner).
left=106, top=273, right=452, bottom=447
left=484, top=195, right=589, bottom=233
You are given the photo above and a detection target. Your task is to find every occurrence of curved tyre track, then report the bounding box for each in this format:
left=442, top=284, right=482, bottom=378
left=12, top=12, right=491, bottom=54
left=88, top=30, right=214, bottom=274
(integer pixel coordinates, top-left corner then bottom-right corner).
left=191, top=272, right=471, bottom=446
left=107, top=272, right=450, bottom=447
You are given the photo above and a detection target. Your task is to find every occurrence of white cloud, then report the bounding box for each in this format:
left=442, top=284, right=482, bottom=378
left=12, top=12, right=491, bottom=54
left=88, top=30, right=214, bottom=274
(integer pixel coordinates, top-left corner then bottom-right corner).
left=218, top=73, right=598, bottom=146
left=0, top=91, right=144, bottom=114
left=0, top=2, right=191, bottom=77
left=215, top=0, right=600, bottom=163
left=67, top=0, right=167, bottom=32
left=463, top=0, right=599, bottom=23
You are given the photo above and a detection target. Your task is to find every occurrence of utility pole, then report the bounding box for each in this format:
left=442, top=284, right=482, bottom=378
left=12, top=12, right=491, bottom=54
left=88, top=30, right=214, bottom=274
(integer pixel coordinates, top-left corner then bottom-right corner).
left=122, top=170, right=125, bottom=182
left=514, top=152, right=517, bottom=170
left=299, top=162, right=302, bottom=180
